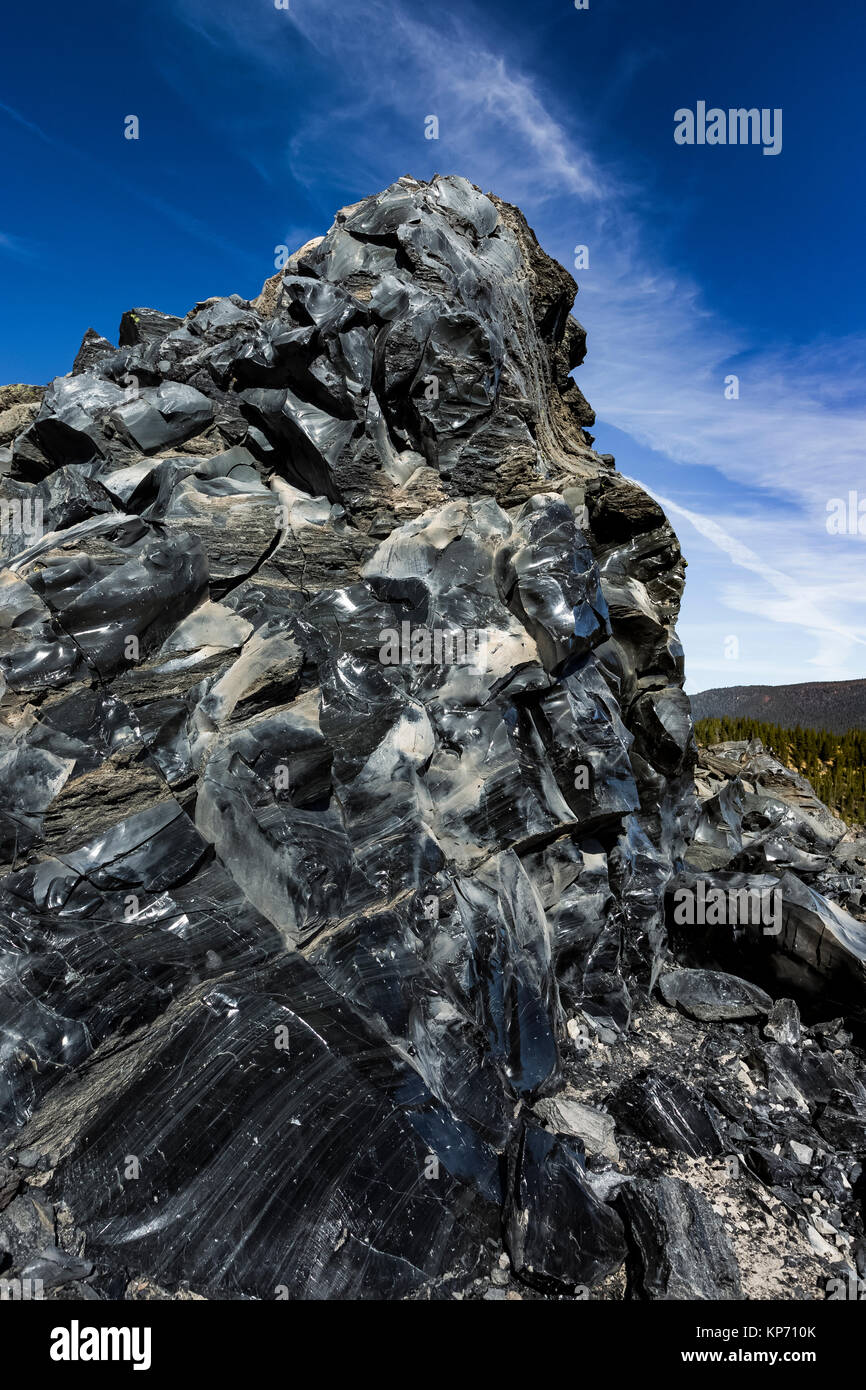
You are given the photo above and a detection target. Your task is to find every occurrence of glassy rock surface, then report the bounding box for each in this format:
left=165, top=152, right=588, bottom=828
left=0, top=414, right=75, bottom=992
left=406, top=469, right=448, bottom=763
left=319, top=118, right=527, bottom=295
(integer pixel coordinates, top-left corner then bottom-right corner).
left=1, top=176, right=864, bottom=1301
left=613, top=1069, right=726, bottom=1158
left=659, top=968, right=773, bottom=1022
left=616, top=1176, right=742, bottom=1300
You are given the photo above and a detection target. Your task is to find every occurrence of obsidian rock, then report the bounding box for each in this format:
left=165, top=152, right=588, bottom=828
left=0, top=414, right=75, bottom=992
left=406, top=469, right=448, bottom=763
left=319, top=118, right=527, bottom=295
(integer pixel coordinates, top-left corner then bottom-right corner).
left=505, top=1121, right=626, bottom=1292
left=0, top=176, right=863, bottom=1300
left=613, top=1069, right=726, bottom=1157
left=659, top=968, right=773, bottom=1022
left=617, top=1176, right=742, bottom=1300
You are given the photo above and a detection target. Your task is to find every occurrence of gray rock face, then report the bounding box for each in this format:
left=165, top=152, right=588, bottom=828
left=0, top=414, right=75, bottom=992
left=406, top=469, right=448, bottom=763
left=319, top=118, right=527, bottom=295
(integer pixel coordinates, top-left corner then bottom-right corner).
left=0, top=176, right=696, bottom=1301
left=0, top=176, right=863, bottom=1302
left=534, top=1089, right=620, bottom=1161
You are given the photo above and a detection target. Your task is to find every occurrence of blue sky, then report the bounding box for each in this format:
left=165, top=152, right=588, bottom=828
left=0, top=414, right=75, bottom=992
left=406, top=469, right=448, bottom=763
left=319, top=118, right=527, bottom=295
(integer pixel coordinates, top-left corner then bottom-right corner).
left=2, top=0, right=864, bottom=692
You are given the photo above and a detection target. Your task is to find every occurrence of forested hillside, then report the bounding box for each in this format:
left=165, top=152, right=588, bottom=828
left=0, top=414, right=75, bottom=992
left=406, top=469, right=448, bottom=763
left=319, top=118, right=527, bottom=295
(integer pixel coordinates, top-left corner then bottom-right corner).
left=691, top=680, right=866, bottom=734
left=695, top=716, right=866, bottom=826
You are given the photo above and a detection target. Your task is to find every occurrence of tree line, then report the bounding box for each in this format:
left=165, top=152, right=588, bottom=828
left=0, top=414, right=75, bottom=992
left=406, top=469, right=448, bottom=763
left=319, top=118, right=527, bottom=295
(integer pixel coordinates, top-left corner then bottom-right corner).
left=695, top=716, right=866, bottom=827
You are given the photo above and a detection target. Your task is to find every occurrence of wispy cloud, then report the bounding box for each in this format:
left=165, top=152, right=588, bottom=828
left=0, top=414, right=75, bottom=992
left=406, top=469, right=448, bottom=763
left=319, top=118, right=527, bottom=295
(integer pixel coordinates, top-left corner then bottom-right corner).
left=0, top=99, right=55, bottom=145
left=579, top=264, right=866, bottom=518
left=573, top=227, right=866, bottom=685
left=174, top=0, right=607, bottom=203
left=159, top=2, right=866, bottom=682
left=0, top=99, right=255, bottom=265
left=0, top=230, right=34, bottom=261
left=641, top=485, right=866, bottom=686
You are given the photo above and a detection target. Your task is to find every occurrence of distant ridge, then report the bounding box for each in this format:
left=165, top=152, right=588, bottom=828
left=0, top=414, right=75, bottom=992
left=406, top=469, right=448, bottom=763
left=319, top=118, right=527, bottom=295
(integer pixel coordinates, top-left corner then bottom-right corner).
left=689, top=678, right=866, bottom=734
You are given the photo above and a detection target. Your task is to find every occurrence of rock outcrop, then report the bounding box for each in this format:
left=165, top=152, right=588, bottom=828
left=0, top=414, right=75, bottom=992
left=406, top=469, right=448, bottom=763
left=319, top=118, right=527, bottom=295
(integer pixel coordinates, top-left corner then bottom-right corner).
left=0, top=176, right=863, bottom=1301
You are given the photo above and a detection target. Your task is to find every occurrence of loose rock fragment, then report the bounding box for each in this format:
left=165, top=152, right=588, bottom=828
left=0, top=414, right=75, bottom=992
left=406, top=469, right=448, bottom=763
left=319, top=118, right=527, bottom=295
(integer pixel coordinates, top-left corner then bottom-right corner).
left=505, top=1122, right=626, bottom=1292
left=534, top=1090, right=620, bottom=1162
left=659, top=968, right=773, bottom=1022
left=764, top=998, right=802, bottom=1046
left=614, top=1070, right=726, bottom=1157
left=617, top=1176, right=742, bottom=1300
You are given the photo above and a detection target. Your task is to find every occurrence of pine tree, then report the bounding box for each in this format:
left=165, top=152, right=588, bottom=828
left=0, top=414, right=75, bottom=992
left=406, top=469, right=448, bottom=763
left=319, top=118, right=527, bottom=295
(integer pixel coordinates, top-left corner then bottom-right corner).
left=695, top=717, right=865, bottom=825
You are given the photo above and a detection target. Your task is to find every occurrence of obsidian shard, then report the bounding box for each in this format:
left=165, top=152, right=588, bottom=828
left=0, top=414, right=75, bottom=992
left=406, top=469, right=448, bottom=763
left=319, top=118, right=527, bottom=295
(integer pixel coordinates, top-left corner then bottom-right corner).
left=0, top=176, right=864, bottom=1301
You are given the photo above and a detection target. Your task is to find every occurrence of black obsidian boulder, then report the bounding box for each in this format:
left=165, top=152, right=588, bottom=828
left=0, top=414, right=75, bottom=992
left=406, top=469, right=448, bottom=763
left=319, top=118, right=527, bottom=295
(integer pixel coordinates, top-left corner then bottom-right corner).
left=505, top=1121, right=626, bottom=1292
left=617, top=1176, right=742, bottom=1300
left=659, top=968, right=773, bottom=1022
left=613, top=1069, right=726, bottom=1157
left=41, top=955, right=500, bottom=1300
left=1, top=175, right=863, bottom=1301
